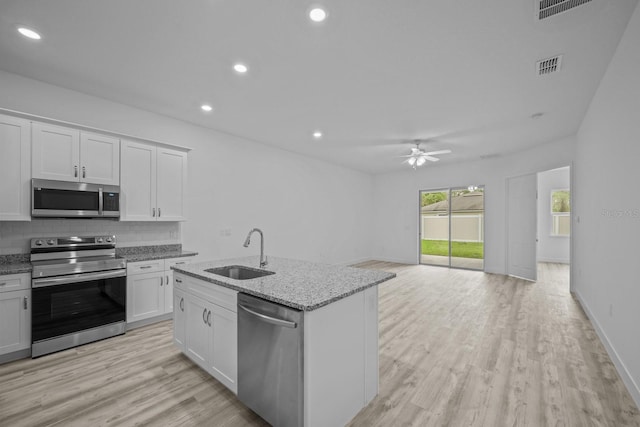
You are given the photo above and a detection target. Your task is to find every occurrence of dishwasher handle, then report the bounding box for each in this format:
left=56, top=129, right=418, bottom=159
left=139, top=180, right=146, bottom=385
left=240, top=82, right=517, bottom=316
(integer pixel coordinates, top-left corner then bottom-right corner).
left=238, top=303, right=298, bottom=329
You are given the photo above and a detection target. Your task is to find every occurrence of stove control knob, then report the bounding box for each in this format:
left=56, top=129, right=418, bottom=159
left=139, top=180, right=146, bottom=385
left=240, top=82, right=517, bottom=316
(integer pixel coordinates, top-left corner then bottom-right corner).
left=97, top=238, right=104, bottom=243
left=106, top=237, right=113, bottom=243
left=35, top=240, right=44, bottom=246
left=47, top=240, right=55, bottom=245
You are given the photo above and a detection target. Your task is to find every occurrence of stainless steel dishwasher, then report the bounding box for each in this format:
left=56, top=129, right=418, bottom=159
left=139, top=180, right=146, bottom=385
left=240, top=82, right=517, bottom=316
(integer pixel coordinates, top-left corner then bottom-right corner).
left=238, top=293, right=304, bottom=427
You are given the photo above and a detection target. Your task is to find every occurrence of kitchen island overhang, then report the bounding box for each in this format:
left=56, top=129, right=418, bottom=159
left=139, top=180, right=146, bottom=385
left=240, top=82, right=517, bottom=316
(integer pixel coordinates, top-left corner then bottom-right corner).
left=172, top=256, right=396, bottom=427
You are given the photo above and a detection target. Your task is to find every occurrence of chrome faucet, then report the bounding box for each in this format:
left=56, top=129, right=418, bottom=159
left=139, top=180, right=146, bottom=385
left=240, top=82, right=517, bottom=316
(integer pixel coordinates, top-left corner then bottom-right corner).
left=243, top=228, right=268, bottom=268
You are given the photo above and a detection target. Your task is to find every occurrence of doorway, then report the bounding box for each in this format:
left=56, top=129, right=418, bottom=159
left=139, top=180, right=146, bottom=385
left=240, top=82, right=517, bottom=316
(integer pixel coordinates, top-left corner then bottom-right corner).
left=505, top=166, right=571, bottom=285
left=419, top=187, right=484, bottom=270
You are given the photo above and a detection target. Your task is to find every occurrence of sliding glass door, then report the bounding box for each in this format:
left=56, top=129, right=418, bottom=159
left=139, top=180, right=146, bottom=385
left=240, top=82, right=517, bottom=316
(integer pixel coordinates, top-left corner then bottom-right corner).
left=420, top=186, right=484, bottom=270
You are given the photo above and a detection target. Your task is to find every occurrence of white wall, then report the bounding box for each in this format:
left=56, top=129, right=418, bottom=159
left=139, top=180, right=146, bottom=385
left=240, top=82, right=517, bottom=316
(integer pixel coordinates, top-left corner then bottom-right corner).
left=537, top=167, right=570, bottom=263
left=373, top=137, right=575, bottom=273
left=0, top=70, right=374, bottom=265
left=573, top=2, right=640, bottom=406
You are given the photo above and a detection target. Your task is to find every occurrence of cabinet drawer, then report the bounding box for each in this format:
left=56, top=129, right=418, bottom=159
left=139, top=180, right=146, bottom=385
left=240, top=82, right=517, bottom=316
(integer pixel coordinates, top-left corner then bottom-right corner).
left=0, top=273, right=30, bottom=293
left=165, top=258, right=191, bottom=270
left=178, top=274, right=237, bottom=312
left=127, top=260, right=164, bottom=275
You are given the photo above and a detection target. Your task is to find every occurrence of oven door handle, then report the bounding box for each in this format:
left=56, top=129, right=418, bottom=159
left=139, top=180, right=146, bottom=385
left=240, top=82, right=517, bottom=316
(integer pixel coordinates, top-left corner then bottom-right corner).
left=32, top=269, right=126, bottom=288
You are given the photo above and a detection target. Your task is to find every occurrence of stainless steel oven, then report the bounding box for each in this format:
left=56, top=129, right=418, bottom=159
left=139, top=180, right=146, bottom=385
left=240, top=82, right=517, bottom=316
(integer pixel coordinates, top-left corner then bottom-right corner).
left=30, top=235, right=126, bottom=357
left=32, top=179, right=120, bottom=218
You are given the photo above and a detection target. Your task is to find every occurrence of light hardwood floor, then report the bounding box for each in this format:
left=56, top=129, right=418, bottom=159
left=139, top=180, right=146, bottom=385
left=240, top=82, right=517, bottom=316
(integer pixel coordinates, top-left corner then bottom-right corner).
left=0, top=263, right=638, bottom=427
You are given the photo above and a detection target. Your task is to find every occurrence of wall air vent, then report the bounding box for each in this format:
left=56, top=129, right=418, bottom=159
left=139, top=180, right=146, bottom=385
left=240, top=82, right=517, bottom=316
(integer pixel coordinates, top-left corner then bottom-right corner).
left=537, top=55, right=563, bottom=75
left=537, top=0, right=593, bottom=20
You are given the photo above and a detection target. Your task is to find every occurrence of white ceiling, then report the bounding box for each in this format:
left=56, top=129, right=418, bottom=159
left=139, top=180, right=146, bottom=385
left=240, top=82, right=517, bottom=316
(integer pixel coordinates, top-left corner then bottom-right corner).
left=0, top=0, right=637, bottom=174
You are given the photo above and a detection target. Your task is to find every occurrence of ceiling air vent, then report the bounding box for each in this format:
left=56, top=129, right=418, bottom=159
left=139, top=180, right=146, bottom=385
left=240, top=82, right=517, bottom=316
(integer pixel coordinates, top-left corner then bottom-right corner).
left=537, top=0, right=593, bottom=20
left=537, top=55, right=563, bottom=75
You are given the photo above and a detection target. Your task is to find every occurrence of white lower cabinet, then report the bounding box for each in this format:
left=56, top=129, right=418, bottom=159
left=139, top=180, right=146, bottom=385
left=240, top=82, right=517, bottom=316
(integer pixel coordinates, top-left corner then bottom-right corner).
left=127, top=271, right=165, bottom=323
left=210, top=304, right=237, bottom=387
left=0, top=273, right=31, bottom=356
left=173, top=289, right=186, bottom=352
left=184, top=294, right=211, bottom=369
left=126, top=257, right=192, bottom=325
left=174, top=272, right=238, bottom=393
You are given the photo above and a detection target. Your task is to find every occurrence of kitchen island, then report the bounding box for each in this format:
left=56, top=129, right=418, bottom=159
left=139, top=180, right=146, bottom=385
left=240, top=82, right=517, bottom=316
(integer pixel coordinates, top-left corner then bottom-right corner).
left=172, top=256, right=395, bottom=427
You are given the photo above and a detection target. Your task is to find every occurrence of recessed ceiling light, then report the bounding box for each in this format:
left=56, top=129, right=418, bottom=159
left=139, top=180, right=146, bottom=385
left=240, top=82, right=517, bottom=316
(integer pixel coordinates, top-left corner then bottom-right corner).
left=312, top=131, right=323, bottom=139
left=233, top=63, right=248, bottom=74
left=17, top=27, right=41, bottom=40
left=309, top=7, right=327, bottom=22
left=201, top=104, right=213, bottom=112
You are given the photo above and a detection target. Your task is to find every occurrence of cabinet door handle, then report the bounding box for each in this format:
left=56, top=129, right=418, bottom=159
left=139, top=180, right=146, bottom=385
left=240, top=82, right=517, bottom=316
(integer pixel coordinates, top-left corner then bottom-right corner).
left=202, top=308, right=207, bottom=324
left=74, top=165, right=78, bottom=178
left=180, top=297, right=184, bottom=311
left=82, top=166, right=86, bottom=178
left=158, top=208, right=161, bottom=218
left=152, top=208, right=156, bottom=217
left=207, top=310, right=212, bottom=326
left=166, top=275, right=169, bottom=285
left=24, top=296, right=28, bottom=310
left=160, top=276, right=163, bottom=286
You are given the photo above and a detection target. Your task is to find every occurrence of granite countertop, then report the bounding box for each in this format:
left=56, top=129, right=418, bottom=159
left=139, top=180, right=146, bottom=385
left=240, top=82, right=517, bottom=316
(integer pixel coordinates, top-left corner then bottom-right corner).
left=0, top=245, right=198, bottom=276
left=0, top=254, right=32, bottom=275
left=172, top=256, right=396, bottom=311
left=117, top=250, right=198, bottom=263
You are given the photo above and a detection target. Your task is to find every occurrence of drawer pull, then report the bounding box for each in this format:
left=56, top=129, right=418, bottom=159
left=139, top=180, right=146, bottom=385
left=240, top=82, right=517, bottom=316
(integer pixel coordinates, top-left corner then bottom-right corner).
left=0, top=282, right=6, bottom=286
left=175, top=278, right=183, bottom=283
left=140, top=266, right=153, bottom=269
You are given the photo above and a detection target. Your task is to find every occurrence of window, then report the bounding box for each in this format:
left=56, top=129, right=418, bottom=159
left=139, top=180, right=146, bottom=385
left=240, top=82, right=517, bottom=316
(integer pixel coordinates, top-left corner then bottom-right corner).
left=551, top=189, right=570, bottom=236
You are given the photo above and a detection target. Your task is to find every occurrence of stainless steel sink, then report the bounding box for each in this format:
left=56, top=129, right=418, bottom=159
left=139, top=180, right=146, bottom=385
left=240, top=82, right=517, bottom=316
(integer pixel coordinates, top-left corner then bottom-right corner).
left=205, top=265, right=275, bottom=280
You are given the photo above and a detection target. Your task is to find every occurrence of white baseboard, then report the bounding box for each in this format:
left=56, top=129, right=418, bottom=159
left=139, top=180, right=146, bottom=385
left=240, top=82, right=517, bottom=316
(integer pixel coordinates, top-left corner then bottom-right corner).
left=369, top=256, right=416, bottom=265
left=537, top=257, right=570, bottom=264
left=340, top=257, right=375, bottom=266
left=573, top=290, right=640, bottom=408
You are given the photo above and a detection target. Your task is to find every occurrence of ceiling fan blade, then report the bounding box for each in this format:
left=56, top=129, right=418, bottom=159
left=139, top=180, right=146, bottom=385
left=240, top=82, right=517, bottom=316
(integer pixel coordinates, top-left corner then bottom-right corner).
left=422, top=155, right=440, bottom=162
left=423, top=149, right=451, bottom=156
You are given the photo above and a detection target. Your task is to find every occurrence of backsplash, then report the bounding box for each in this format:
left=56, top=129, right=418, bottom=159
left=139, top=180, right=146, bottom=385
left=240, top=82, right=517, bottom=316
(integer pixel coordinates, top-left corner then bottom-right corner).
left=0, top=220, right=181, bottom=254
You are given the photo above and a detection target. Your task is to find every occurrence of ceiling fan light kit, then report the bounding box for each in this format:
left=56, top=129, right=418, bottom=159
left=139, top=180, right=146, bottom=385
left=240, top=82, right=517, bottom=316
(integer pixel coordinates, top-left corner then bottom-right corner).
left=402, top=141, right=451, bottom=169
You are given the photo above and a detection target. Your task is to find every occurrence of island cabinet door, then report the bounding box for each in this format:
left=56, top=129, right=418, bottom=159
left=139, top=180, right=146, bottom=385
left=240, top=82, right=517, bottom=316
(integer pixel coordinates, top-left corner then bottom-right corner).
left=185, top=295, right=212, bottom=371
left=173, top=289, right=186, bottom=352
left=209, top=304, right=237, bottom=393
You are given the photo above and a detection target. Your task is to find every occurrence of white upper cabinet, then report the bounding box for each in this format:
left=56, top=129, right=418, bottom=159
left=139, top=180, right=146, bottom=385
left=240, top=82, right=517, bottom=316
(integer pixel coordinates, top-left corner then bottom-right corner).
left=32, top=122, right=120, bottom=185
left=157, top=147, right=187, bottom=221
left=80, top=132, right=120, bottom=185
left=121, top=140, right=187, bottom=222
left=0, top=114, right=31, bottom=221
left=120, top=140, right=157, bottom=221
left=32, top=122, right=80, bottom=182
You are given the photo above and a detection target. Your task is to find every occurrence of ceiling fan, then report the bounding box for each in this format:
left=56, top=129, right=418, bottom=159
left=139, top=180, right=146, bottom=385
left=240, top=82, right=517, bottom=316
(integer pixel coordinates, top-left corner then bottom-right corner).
left=400, top=140, right=452, bottom=169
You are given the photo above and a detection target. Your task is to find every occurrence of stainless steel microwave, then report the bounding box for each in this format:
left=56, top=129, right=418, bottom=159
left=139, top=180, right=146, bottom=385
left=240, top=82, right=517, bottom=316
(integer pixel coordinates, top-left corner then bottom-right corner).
left=32, top=179, right=120, bottom=218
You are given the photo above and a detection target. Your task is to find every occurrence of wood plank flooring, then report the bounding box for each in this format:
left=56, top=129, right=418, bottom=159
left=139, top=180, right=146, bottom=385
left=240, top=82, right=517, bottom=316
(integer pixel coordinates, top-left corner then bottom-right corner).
left=1, top=262, right=638, bottom=427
